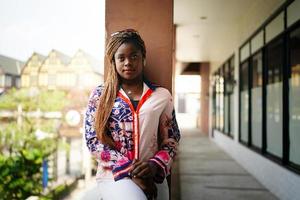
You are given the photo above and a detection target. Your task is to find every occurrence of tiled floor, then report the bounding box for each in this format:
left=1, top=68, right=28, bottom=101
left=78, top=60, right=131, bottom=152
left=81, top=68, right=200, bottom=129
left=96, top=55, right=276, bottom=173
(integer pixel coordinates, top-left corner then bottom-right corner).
left=177, top=128, right=277, bottom=200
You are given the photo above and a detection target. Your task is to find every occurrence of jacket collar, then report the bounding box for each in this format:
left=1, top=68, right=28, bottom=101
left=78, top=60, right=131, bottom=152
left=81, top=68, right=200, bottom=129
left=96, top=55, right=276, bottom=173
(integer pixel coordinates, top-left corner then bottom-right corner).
left=143, top=77, right=159, bottom=91
left=118, top=76, right=159, bottom=92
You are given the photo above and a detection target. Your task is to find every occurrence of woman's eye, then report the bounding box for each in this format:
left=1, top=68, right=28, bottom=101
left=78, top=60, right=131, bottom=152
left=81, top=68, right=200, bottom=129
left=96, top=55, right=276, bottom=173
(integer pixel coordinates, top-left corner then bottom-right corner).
left=131, top=55, right=138, bottom=59
left=118, top=57, right=124, bottom=62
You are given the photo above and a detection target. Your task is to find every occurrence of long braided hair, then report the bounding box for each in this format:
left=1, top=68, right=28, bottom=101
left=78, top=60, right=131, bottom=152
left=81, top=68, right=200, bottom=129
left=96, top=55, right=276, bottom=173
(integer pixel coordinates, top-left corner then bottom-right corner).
left=95, top=29, right=146, bottom=148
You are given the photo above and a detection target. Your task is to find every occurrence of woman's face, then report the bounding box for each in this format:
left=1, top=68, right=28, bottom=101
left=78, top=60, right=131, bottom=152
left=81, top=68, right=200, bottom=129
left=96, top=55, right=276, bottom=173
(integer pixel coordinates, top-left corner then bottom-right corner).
left=114, top=42, right=144, bottom=82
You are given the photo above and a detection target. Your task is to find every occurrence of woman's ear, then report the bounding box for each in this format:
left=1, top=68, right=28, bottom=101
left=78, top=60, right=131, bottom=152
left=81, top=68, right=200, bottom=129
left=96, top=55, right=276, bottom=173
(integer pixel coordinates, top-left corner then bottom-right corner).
left=143, top=59, right=146, bottom=67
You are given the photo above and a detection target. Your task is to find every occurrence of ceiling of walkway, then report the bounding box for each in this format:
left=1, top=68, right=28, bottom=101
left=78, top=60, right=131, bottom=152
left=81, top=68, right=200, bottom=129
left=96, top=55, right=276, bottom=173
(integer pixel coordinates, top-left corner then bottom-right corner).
left=174, top=0, right=284, bottom=65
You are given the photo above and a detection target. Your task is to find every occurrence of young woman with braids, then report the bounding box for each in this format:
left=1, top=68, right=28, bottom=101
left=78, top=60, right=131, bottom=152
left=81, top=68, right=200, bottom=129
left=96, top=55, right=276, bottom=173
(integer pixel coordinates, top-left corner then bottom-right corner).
left=84, top=29, right=180, bottom=200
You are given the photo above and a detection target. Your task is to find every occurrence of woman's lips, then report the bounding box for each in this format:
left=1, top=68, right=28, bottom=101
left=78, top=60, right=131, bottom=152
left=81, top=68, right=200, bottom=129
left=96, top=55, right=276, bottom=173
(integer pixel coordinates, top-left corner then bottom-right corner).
left=123, top=69, right=135, bottom=73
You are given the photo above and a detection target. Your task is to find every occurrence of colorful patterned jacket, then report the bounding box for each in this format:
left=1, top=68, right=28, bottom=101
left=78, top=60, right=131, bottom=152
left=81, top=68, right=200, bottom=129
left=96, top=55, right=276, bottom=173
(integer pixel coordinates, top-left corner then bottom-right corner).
left=84, top=80, right=180, bottom=183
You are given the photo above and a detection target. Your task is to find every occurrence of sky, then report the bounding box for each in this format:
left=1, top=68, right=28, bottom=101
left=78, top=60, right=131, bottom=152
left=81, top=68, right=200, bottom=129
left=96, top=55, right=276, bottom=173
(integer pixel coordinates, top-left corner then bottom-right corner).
left=0, top=0, right=105, bottom=62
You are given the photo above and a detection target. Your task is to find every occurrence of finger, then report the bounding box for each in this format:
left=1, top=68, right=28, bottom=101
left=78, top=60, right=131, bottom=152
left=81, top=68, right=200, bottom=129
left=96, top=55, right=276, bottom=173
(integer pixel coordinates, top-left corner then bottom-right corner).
left=130, top=160, right=142, bottom=175
left=131, top=162, right=149, bottom=176
left=132, top=161, right=147, bottom=172
left=135, top=167, right=151, bottom=178
left=131, top=160, right=143, bottom=169
left=131, top=159, right=139, bottom=166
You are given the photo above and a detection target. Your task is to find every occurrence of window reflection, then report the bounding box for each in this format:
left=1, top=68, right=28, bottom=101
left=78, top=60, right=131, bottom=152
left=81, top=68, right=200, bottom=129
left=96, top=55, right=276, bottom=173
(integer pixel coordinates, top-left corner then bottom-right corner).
left=229, top=57, right=235, bottom=138
left=219, top=75, right=224, bottom=131
left=289, top=27, right=300, bottom=166
left=251, top=52, right=263, bottom=148
left=266, top=38, right=283, bottom=158
left=240, top=61, right=249, bottom=143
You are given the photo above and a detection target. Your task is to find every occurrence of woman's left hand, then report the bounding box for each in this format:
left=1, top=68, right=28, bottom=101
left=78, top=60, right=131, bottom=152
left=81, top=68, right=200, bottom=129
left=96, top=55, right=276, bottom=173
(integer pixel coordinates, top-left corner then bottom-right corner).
left=130, top=160, right=157, bottom=178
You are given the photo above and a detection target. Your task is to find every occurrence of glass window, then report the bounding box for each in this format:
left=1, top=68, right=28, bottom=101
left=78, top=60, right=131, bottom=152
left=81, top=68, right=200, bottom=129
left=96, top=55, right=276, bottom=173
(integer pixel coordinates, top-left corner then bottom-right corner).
left=216, top=72, right=224, bottom=130
left=0, top=75, right=4, bottom=87
left=16, top=78, right=20, bottom=88
left=216, top=74, right=220, bottom=129
left=287, top=0, right=300, bottom=28
left=241, top=43, right=250, bottom=62
left=289, top=27, right=300, bottom=166
left=224, top=64, right=229, bottom=134
left=5, top=75, right=12, bottom=87
left=229, top=56, right=235, bottom=138
left=251, top=30, right=264, bottom=54
left=219, top=71, right=224, bottom=131
left=39, top=73, right=47, bottom=87
left=266, top=12, right=284, bottom=43
left=266, top=38, right=283, bottom=158
left=251, top=51, right=263, bottom=148
left=212, top=77, right=217, bottom=128
left=48, top=74, right=56, bottom=86
left=240, top=61, right=249, bottom=143
left=30, top=75, right=38, bottom=86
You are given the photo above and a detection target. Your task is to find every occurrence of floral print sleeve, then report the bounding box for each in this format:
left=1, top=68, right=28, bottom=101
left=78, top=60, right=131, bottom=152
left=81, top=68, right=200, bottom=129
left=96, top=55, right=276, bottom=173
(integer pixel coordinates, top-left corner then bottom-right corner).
left=85, top=86, right=132, bottom=181
left=149, top=94, right=181, bottom=183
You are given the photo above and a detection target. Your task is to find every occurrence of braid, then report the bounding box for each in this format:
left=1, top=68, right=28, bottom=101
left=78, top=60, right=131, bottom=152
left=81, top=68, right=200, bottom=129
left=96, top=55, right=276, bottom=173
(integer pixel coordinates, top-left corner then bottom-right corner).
left=95, top=29, right=146, bottom=148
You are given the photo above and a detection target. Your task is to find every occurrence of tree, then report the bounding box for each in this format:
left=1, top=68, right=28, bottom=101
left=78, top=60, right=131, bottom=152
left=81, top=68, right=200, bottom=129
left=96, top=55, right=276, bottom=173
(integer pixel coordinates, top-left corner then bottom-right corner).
left=0, top=87, right=68, bottom=111
left=0, top=88, right=68, bottom=199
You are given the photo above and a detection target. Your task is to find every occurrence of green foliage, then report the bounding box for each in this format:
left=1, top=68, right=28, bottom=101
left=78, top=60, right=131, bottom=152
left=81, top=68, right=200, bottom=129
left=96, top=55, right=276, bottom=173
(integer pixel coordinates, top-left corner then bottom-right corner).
left=0, top=88, right=38, bottom=111
left=0, top=88, right=68, bottom=111
left=0, top=88, right=68, bottom=199
left=0, top=153, right=42, bottom=199
left=0, top=120, right=57, bottom=199
left=38, top=90, right=68, bottom=112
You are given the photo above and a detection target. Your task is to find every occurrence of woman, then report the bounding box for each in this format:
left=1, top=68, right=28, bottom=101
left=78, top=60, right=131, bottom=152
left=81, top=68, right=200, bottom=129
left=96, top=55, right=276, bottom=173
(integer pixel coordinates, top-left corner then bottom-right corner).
left=84, top=29, right=180, bottom=200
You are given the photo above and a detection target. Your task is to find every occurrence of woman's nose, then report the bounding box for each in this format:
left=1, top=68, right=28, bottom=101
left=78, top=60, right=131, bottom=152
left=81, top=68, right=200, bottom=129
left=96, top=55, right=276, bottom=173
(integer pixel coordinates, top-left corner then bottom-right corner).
left=124, top=58, right=132, bottom=66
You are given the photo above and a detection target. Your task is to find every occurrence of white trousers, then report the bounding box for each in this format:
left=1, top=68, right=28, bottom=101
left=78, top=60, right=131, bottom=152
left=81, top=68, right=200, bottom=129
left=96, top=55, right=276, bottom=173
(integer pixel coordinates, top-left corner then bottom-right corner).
left=96, top=178, right=169, bottom=200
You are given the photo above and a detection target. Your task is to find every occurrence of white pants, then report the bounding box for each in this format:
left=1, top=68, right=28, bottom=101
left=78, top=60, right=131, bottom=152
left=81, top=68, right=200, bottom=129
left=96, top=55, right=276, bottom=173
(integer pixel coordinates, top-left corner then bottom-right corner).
left=96, top=178, right=169, bottom=200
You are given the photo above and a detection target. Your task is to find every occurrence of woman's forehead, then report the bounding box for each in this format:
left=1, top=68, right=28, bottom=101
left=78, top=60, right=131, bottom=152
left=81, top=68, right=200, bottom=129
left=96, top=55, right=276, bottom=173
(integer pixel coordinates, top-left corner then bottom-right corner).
left=115, top=42, right=142, bottom=55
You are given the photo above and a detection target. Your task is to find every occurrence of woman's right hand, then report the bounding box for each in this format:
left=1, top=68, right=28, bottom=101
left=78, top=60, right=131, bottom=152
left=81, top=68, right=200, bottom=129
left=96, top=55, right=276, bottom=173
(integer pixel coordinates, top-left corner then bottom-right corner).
left=132, top=177, right=157, bottom=200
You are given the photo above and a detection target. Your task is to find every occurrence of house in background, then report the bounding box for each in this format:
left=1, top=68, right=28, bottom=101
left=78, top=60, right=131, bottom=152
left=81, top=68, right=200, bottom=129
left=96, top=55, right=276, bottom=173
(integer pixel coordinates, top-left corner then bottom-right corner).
left=38, top=49, right=72, bottom=90
left=0, top=54, right=25, bottom=94
left=68, top=49, right=104, bottom=89
left=21, top=52, right=46, bottom=89
left=23, top=49, right=104, bottom=91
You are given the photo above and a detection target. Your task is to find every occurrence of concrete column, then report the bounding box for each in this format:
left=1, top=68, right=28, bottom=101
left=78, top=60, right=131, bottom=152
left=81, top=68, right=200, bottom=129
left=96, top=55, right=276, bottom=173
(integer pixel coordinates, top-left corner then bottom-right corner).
left=105, top=0, right=174, bottom=92
left=200, top=63, right=210, bottom=135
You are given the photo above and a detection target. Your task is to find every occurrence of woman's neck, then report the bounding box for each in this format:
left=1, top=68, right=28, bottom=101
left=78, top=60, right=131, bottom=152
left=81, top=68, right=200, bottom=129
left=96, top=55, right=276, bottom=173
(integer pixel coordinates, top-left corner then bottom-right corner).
left=121, top=76, right=143, bottom=88
left=121, top=78, right=144, bottom=100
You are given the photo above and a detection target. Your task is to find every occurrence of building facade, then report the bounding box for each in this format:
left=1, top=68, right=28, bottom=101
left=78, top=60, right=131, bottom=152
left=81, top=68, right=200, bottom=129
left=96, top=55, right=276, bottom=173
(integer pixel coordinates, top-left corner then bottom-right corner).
left=211, top=1, right=300, bottom=199
left=0, top=55, right=24, bottom=94
left=38, top=49, right=72, bottom=90
left=21, top=52, right=46, bottom=88
left=68, top=49, right=104, bottom=89
left=20, top=49, right=103, bottom=91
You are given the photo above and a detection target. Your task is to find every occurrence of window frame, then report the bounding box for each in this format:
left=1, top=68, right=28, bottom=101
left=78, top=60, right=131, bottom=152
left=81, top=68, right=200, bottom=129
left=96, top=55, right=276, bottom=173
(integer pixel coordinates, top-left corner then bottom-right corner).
left=213, top=55, right=235, bottom=139
left=238, top=0, right=300, bottom=174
